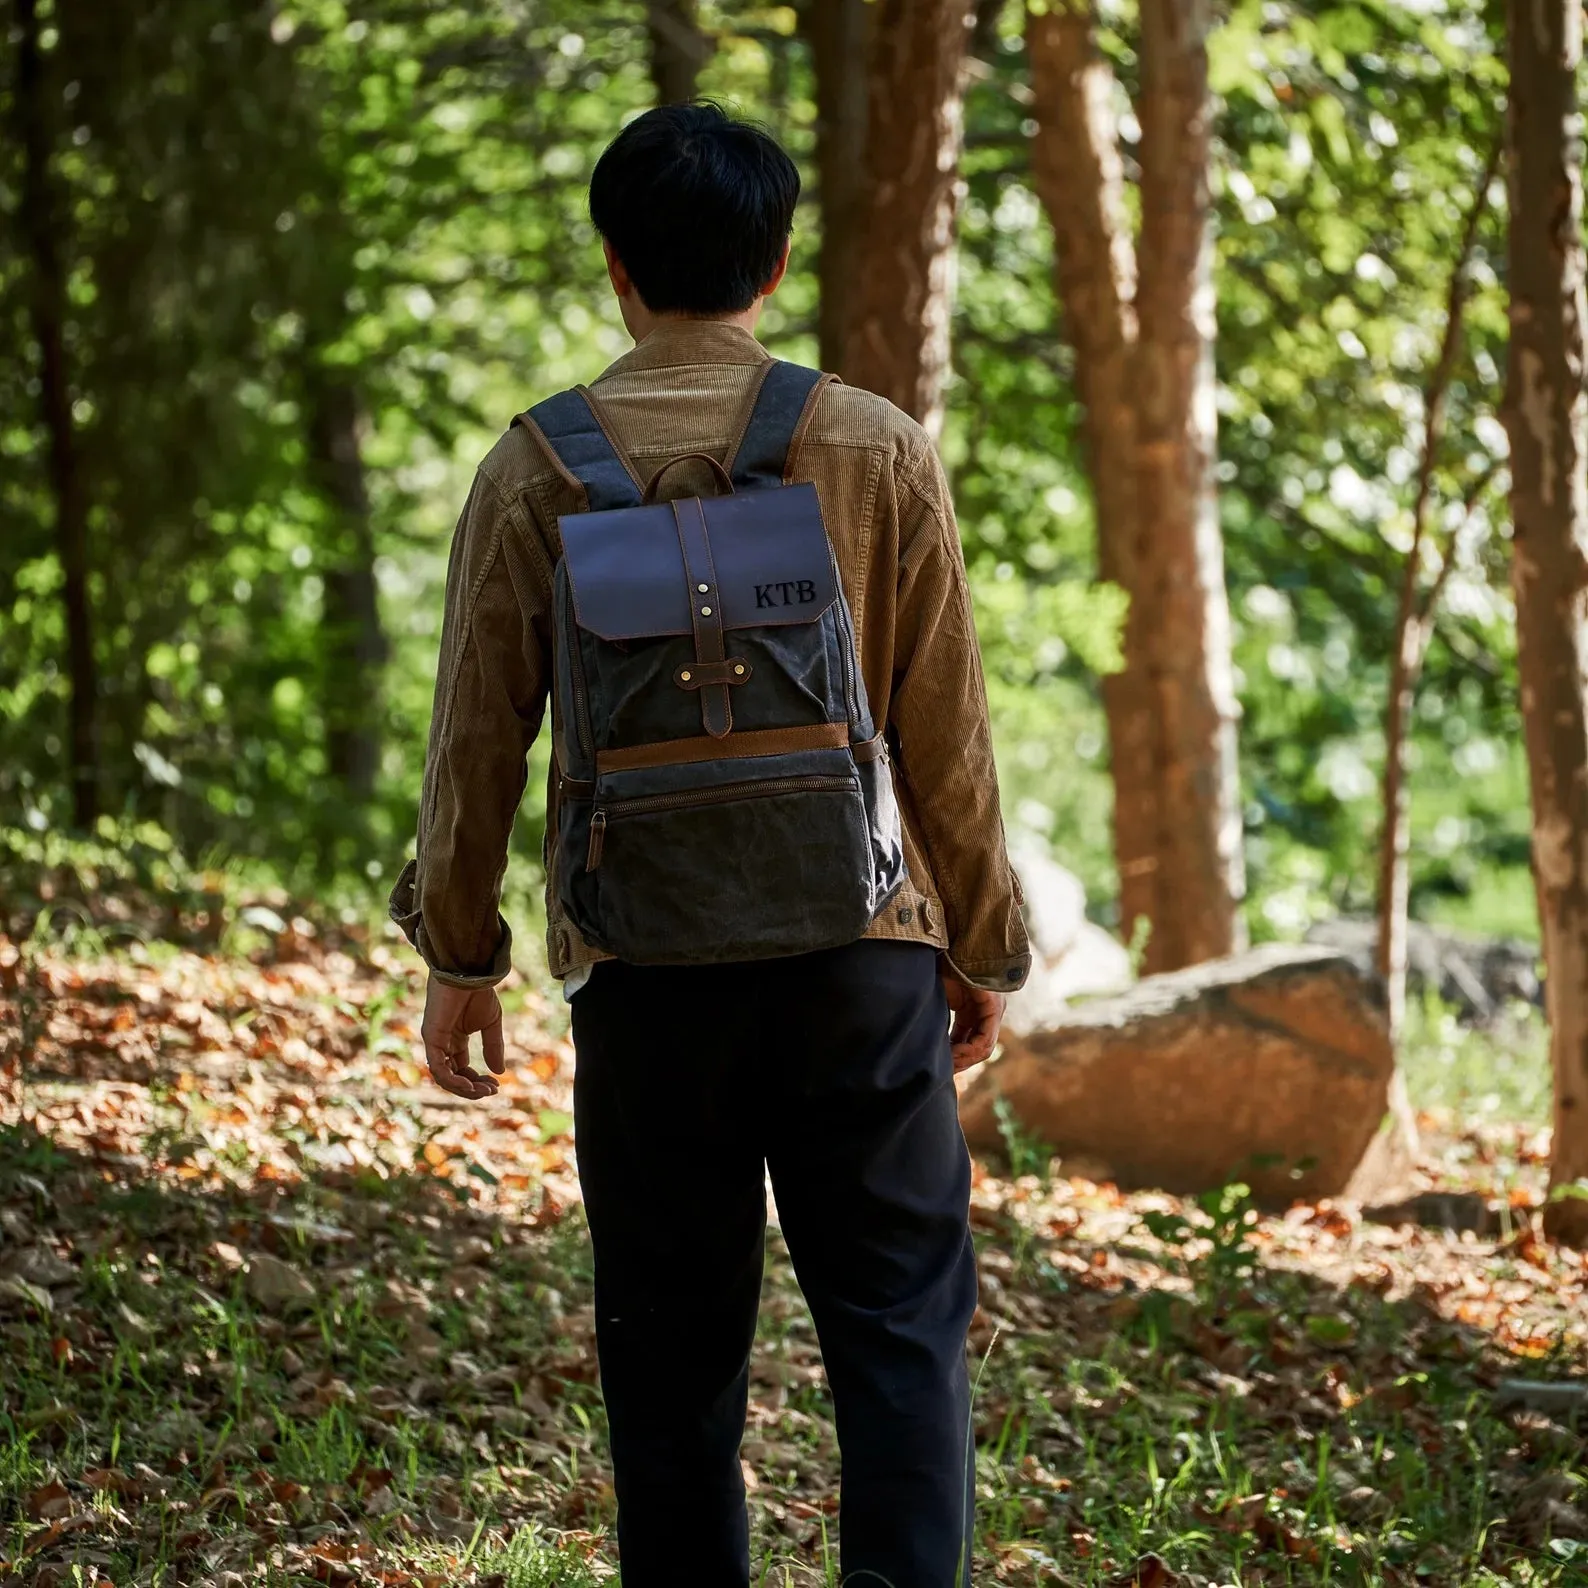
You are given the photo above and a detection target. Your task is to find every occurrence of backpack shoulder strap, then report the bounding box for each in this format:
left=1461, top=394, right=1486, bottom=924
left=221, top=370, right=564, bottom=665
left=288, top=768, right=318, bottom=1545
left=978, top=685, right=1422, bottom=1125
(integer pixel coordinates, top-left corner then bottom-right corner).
left=724, top=362, right=836, bottom=490
left=513, top=385, right=645, bottom=513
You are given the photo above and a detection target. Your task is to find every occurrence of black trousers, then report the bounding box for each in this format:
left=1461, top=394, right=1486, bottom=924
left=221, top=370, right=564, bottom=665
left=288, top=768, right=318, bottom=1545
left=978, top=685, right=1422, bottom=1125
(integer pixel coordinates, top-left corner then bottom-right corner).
left=571, top=940, right=978, bottom=1587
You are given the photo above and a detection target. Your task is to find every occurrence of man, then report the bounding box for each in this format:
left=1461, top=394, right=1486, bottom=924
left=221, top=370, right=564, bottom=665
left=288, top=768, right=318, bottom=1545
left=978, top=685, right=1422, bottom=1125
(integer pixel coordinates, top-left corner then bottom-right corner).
left=392, top=104, right=1029, bottom=1587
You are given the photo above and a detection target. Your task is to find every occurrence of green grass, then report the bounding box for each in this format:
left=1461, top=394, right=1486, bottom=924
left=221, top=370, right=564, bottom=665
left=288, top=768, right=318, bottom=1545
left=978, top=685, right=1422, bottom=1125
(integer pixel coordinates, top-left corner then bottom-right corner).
left=1401, top=993, right=1553, bottom=1125
left=3, top=945, right=1585, bottom=1587
left=4, top=1111, right=1583, bottom=1588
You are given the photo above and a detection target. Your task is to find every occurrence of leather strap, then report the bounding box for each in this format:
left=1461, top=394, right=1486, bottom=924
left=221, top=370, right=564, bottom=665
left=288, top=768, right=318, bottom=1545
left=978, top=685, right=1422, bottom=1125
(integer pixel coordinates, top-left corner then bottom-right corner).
left=520, top=364, right=834, bottom=509
left=726, top=362, right=832, bottom=489
left=516, top=388, right=644, bottom=511
left=574, top=384, right=649, bottom=494
left=851, top=732, right=886, bottom=764
left=720, top=360, right=778, bottom=475
left=672, top=496, right=731, bottom=738
left=783, top=372, right=839, bottom=483
left=598, top=721, right=852, bottom=774
left=644, top=452, right=736, bottom=504
left=675, top=658, right=753, bottom=690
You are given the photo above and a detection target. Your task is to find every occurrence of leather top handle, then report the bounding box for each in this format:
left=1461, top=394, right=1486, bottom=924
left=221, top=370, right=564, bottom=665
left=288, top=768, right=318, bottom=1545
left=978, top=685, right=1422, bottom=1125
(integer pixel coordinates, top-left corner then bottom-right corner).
left=642, top=452, right=736, bottom=505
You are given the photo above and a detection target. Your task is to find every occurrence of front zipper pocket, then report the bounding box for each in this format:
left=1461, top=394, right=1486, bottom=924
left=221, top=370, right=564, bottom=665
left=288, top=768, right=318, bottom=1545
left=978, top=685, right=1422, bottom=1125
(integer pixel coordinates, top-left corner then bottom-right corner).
left=584, top=774, right=857, bottom=872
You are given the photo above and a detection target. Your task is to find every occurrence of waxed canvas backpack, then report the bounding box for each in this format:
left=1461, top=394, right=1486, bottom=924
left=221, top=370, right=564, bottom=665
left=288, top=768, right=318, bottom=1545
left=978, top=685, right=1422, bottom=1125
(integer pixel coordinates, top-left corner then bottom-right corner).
left=514, top=359, right=905, bottom=966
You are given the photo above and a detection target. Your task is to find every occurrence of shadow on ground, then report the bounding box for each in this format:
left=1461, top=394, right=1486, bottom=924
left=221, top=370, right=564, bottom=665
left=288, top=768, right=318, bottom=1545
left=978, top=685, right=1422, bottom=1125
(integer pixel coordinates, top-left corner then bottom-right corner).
left=3, top=942, right=1586, bottom=1586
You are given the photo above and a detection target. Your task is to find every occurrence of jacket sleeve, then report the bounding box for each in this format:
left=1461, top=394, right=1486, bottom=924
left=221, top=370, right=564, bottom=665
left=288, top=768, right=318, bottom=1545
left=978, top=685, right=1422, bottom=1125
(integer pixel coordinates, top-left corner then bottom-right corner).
left=389, top=466, right=551, bottom=986
left=888, top=441, right=1031, bottom=993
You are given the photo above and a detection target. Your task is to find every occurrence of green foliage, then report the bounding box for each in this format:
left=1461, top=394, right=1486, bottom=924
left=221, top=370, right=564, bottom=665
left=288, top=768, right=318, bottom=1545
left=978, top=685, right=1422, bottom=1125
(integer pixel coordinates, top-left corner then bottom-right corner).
left=1400, top=992, right=1553, bottom=1124
left=1139, top=1179, right=1262, bottom=1301
left=993, top=1092, right=1053, bottom=1184
left=0, top=0, right=1536, bottom=950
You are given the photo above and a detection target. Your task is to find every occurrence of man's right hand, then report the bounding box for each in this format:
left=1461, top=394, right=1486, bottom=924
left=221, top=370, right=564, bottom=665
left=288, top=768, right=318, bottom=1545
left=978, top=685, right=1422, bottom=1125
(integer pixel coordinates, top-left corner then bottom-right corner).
left=941, top=975, right=1006, bottom=1073
left=420, top=977, right=506, bottom=1099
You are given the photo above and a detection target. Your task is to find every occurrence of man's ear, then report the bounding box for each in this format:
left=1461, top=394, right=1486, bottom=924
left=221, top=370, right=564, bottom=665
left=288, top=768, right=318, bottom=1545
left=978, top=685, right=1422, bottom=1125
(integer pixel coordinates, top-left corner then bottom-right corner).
left=759, top=235, right=793, bottom=299
left=603, top=238, right=633, bottom=298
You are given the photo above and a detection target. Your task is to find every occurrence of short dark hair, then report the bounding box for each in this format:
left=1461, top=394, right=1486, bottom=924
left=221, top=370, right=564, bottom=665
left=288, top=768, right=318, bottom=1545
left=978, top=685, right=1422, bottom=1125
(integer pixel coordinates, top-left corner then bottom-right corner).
left=589, top=103, right=800, bottom=316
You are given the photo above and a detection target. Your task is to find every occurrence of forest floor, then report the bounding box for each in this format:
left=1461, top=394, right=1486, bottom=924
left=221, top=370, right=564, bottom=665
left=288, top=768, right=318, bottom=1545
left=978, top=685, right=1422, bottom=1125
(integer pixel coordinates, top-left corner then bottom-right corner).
left=2, top=931, right=1586, bottom=1588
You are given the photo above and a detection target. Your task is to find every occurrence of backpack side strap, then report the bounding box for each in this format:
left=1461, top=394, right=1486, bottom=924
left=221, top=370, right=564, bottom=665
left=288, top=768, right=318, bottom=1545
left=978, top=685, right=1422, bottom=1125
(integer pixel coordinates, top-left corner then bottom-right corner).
left=724, top=362, right=835, bottom=490
left=513, top=387, right=645, bottom=513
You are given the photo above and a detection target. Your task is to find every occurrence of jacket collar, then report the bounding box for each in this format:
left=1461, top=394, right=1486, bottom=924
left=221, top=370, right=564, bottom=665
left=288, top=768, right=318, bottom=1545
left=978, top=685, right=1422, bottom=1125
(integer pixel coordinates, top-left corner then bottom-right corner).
left=597, top=319, right=772, bottom=380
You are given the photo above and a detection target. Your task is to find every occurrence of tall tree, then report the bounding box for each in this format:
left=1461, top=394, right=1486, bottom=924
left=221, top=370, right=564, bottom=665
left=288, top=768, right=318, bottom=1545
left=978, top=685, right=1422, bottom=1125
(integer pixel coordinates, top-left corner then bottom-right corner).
left=14, top=0, right=97, bottom=828
left=1505, top=0, right=1588, bottom=1242
left=801, top=0, right=871, bottom=372
left=647, top=0, right=713, bottom=103
left=840, top=0, right=976, bottom=434
left=1025, top=0, right=1157, bottom=954
left=1375, top=141, right=1499, bottom=1037
left=1027, top=0, right=1242, bottom=972
left=307, top=371, right=386, bottom=805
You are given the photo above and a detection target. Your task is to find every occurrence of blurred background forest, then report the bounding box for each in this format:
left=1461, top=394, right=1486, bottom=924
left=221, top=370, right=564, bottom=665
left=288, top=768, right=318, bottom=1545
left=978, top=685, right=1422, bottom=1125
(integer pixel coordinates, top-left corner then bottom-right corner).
left=0, top=0, right=1526, bottom=950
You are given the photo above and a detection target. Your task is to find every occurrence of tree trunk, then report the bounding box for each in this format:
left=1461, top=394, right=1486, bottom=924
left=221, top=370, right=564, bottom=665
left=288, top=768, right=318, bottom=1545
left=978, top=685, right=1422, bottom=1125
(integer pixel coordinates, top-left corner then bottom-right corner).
left=15, top=0, right=97, bottom=829
left=971, top=0, right=1008, bottom=56
left=1375, top=140, right=1498, bottom=1038
left=308, top=376, right=386, bottom=806
left=840, top=0, right=975, bottom=435
left=646, top=0, right=712, bottom=104
left=1505, top=0, right=1588, bottom=1243
left=802, top=0, right=871, bottom=373
left=1026, top=2, right=1159, bottom=957
left=1377, top=610, right=1425, bottom=1039
left=1131, top=0, right=1242, bottom=971
left=1027, top=0, right=1240, bottom=972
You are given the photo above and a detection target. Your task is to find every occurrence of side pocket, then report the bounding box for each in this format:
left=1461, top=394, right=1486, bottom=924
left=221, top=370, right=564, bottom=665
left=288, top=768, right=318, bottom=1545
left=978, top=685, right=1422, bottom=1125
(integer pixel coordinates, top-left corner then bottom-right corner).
left=556, top=796, right=609, bottom=953
left=858, top=751, right=907, bottom=916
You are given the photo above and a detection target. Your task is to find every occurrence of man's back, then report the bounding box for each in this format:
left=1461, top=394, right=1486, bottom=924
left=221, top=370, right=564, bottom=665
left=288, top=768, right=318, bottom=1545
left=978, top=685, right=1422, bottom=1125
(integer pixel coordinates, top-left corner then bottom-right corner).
left=405, top=317, right=1028, bottom=993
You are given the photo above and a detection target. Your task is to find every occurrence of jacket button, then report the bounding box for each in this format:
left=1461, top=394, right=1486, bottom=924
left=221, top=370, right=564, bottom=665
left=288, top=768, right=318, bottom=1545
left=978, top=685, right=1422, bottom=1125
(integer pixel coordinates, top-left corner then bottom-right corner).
left=898, top=906, right=914, bottom=925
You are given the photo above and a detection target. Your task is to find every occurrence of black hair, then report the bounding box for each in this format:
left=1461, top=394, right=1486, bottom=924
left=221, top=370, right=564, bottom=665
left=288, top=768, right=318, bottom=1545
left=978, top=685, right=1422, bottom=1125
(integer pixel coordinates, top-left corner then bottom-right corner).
left=588, top=103, right=800, bottom=316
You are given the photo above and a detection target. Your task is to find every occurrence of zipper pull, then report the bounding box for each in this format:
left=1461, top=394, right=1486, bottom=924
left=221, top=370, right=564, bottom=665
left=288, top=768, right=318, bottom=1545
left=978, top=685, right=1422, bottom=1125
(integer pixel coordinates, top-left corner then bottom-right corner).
left=586, top=809, right=607, bottom=872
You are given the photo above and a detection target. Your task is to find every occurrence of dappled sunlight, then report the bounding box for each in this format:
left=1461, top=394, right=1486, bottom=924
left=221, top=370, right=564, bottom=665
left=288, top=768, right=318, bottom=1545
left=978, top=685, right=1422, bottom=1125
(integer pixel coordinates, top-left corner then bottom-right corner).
left=4, top=938, right=1585, bottom=1585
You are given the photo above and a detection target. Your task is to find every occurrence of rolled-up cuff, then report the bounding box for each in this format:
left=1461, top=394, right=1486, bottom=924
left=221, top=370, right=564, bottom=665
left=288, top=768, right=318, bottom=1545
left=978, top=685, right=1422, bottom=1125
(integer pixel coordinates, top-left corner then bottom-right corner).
left=942, top=949, right=1031, bottom=993
left=388, top=858, right=514, bottom=988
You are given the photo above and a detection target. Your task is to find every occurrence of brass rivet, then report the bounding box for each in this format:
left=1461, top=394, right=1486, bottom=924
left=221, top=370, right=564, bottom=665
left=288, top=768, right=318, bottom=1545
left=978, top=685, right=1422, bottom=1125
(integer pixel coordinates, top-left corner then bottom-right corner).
left=697, top=583, right=709, bottom=593
left=680, top=670, right=692, bottom=682
left=734, top=664, right=745, bottom=676
left=700, top=605, right=712, bottom=616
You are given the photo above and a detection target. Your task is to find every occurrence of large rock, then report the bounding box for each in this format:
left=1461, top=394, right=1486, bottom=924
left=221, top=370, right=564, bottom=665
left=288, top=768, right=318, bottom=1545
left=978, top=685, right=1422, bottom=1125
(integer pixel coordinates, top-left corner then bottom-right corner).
left=962, top=944, right=1417, bottom=1204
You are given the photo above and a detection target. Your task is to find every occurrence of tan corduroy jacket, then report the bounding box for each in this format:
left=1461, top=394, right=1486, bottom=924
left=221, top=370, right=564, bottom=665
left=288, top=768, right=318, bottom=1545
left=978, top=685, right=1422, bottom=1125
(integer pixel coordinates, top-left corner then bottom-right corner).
left=391, top=320, right=1030, bottom=993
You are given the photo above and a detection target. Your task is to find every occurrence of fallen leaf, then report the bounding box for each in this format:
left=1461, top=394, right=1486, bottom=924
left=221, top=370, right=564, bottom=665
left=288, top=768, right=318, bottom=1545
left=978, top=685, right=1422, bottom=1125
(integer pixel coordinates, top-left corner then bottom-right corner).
left=246, top=1252, right=317, bottom=1311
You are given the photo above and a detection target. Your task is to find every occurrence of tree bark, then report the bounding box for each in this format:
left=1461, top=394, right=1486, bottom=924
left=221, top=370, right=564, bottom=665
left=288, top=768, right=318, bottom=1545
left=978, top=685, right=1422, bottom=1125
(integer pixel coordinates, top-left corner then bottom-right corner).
left=1026, top=2, right=1159, bottom=957
left=1505, top=0, right=1588, bottom=1243
left=840, top=0, right=975, bottom=435
left=802, top=0, right=872, bottom=373
left=307, top=376, right=386, bottom=806
left=1027, top=0, right=1240, bottom=972
left=1131, top=0, right=1242, bottom=970
left=646, top=0, right=712, bottom=104
left=971, top=0, right=1008, bottom=56
left=1376, top=141, right=1498, bottom=1038
left=15, top=0, right=97, bottom=829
